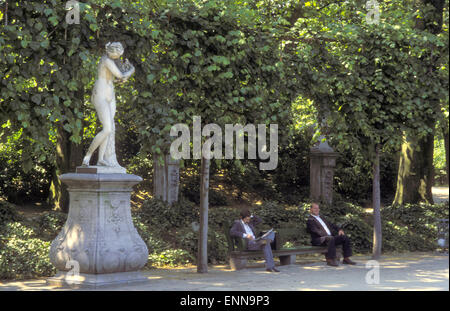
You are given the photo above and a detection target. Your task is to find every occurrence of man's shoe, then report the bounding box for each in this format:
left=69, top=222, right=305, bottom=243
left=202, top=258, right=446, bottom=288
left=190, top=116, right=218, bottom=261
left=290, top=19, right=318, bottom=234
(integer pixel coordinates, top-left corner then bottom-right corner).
left=342, top=258, right=357, bottom=265
left=272, top=267, right=280, bottom=272
left=326, top=259, right=339, bottom=267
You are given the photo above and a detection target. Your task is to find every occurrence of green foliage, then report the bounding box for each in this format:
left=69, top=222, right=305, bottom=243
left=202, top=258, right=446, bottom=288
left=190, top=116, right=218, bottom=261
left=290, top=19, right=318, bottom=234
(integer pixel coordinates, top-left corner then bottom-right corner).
left=135, top=198, right=240, bottom=265
left=334, top=150, right=399, bottom=202
left=148, top=249, right=194, bottom=267
left=132, top=214, right=172, bottom=254
left=382, top=202, right=449, bottom=251
left=138, top=197, right=199, bottom=232
left=181, top=172, right=230, bottom=206
left=1, top=0, right=448, bottom=209
left=0, top=208, right=57, bottom=280
left=0, top=127, right=53, bottom=203
left=35, top=211, right=67, bottom=241
left=0, top=237, right=56, bottom=280
left=0, top=200, right=22, bottom=224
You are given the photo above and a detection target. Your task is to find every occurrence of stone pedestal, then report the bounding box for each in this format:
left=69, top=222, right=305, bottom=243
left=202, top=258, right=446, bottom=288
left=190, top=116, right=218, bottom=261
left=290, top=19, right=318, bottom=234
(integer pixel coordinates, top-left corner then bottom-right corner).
left=47, top=170, right=149, bottom=288
left=310, top=138, right=339, bottom=205
left=153, top=154, right=180, bottom=205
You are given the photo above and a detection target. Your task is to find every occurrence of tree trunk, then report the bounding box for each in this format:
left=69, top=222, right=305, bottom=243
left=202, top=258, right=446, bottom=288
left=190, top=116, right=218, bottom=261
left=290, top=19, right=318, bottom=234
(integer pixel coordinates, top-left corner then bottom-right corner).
left=48, top=122, right=83, bottom=213
left=442, top=123, right=449, bottom=184
left=394, top=130, right=435, bottom=205
left=372, top=144, right=382, bottom=259
left=197, top=156, right=210, bottom=273
left=394, top=0, right=445, bottom=205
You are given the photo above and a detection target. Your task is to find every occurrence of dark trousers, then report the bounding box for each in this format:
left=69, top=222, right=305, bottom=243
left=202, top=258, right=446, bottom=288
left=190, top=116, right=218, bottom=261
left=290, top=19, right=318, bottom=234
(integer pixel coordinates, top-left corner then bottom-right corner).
left=314, top=235, right=353, bottom=259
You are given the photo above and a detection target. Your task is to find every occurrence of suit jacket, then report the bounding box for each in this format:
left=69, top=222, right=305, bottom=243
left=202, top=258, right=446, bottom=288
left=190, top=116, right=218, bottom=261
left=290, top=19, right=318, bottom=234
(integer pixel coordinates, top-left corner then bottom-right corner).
left=230, top=216, right=262, bottom=239
left=306, top=214, right=341, bottom=246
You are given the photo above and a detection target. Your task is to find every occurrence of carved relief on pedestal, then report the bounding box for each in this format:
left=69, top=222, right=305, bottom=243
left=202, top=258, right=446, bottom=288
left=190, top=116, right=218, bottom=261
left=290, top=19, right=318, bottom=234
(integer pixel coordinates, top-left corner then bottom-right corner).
left=75, top=199, right=92, bottom=224
left=321, top=167, right=334, bottom=204
left=49, top=225, right=71, bottom=271
left=50, top=173, right=147, bottom=278
left=105, top=198, right=126, bottom=235
left=99, top=247, right=123, bottom=273
left=49, top=219, right=93, bottom=273
left=125, top=247, right=147, bottom=271
left=168, top=167, right=180, bottom=204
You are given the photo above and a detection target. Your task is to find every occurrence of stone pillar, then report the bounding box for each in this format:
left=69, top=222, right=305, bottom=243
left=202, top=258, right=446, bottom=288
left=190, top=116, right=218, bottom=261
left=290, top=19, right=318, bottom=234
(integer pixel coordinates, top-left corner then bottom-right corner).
left=47, top=167, right=149, bottom=288
left=309, top=138, right=339, bottom=205
left=153, top=154, right=180, bottom=205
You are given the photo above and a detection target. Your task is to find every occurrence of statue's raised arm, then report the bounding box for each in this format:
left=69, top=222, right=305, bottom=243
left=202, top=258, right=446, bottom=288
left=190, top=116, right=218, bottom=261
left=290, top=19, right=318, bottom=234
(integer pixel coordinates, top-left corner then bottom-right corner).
left=81, top=42, right=134, bottom=170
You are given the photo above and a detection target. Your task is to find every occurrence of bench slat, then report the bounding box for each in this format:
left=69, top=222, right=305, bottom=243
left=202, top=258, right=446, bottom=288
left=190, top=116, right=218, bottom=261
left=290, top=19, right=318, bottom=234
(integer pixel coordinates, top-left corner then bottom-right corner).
left=230, top=246, right=330, bottom=258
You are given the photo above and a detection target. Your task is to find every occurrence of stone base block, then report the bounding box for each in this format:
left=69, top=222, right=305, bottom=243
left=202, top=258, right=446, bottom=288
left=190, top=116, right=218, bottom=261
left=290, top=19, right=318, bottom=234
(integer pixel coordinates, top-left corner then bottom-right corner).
left=49, top=173, right=148, bottom=275
left=47, top=271, right=148, bottom=288
left=76, top=165, right=126, bottom=174
left=230, top=257, right=247, bottom=270
left=279, top=254, right=296, bottom=265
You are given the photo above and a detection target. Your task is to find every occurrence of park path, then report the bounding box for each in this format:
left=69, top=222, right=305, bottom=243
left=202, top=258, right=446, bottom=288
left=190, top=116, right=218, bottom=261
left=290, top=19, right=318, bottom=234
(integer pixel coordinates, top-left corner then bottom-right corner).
left=0, top=252, right=448, bottom=291
left=432, top=186, right=449, bottom=203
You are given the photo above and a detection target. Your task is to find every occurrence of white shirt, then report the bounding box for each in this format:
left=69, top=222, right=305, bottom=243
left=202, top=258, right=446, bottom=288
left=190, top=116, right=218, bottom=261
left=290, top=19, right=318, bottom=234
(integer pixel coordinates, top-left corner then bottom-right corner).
left=312, top=214, right=331, bottom=236
left=241, top=220, right=255, bottom=239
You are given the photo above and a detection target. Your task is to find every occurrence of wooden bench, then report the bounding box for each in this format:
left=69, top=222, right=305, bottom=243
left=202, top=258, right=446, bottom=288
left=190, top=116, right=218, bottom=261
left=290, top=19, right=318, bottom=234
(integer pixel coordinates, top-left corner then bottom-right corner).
left=225, top=226, right=341, bottom=270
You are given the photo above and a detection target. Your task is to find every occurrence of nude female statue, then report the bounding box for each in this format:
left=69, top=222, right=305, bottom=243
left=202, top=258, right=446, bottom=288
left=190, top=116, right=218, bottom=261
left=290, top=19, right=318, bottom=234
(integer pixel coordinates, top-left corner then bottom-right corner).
left=82, top=42, right=135, bottom=167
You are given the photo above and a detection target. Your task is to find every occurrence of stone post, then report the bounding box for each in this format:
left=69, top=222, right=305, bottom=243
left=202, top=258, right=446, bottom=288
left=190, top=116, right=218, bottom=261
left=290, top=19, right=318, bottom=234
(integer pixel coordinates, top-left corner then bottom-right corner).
left=153, top=154, right=180, bottom=205
left=47, top=167, right=149, bottom=287
left=309, top=137, right=339, bottom=205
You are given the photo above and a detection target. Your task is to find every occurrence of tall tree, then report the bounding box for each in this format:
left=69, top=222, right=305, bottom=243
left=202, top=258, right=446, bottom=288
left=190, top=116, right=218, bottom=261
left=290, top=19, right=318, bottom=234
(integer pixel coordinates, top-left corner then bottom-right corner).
left=394, top=0, right=448, bottom=205
left=283, top=0, right=448, bottom=257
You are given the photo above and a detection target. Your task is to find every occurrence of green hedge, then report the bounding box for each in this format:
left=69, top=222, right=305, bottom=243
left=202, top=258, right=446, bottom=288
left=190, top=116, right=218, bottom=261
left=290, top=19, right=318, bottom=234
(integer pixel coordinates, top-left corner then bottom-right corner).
left=382, top=202, right=449, bottom=251
left=0, top=202, right=57, bottom=280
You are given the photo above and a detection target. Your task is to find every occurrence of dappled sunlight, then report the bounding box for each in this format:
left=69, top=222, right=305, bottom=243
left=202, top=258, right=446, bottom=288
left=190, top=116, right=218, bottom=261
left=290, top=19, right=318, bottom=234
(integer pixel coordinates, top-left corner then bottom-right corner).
left=211, top=282, right=225, bottom=286
left=146, top=276, right=163, bottom=280
left=302, top=266, right=323, bottom=271
left=381, top=265, right=409, bottom=269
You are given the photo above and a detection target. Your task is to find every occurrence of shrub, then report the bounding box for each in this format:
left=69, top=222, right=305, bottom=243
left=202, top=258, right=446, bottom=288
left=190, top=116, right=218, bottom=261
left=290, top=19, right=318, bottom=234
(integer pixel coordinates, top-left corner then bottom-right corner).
left=132, top=214, right=172, bottom=254
left=35, top=211, right=67, bottom=241
left=181, top=177, right=230, bottom=206
left=0, top=220, right=56, bottom=280
left=148, top=249, right=194, bottom=267
left=0, top=238, right=56, bottom=280
left=0, top=133, right=53, bottom=204
left=0, top=200, right=22, bottom=225
left=381, top=202, right=449, bottom=252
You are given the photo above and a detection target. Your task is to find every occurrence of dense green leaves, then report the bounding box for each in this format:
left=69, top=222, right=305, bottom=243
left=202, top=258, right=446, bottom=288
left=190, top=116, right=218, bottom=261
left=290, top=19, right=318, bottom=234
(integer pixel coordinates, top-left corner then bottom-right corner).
left=0, top=0, right=448, bottom=203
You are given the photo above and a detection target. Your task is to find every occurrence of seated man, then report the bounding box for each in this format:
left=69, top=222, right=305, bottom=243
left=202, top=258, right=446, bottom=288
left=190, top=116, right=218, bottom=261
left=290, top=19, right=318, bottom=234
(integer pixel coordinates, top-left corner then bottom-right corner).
left=230, top=209, right=280, bottom=272
left=306, top=202, right=356, bottom=267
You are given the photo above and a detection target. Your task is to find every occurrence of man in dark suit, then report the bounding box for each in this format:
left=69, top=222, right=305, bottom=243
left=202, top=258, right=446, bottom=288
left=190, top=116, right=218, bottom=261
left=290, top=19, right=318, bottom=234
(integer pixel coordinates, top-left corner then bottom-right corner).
left=230, top=209, right=280, bottom=272
left=306, top=202, right=356, bottom=267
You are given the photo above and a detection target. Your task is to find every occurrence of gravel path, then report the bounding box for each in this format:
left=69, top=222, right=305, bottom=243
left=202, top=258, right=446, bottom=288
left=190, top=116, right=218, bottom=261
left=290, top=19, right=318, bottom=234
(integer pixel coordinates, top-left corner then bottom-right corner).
left=0, top=252, right=448, bottom=291
left=433, top=186, right=449, bottom=203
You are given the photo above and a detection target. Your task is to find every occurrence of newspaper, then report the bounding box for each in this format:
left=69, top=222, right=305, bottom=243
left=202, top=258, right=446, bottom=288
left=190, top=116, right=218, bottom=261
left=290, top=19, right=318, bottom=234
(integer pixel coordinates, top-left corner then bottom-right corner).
left=255, top=228, right=274, bottom=241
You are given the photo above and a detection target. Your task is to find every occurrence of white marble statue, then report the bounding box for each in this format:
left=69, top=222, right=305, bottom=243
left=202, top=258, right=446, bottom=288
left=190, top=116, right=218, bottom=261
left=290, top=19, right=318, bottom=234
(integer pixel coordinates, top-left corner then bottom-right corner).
left=82, top=42, right=135, bottom=168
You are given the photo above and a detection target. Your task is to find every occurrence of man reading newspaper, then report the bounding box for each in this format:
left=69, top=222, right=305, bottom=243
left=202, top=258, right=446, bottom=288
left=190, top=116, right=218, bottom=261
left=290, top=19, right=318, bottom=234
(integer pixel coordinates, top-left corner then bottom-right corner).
left=230, top=209, right=280, bottom=272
